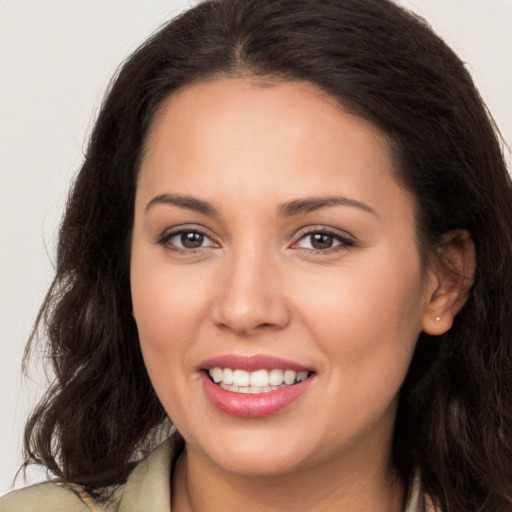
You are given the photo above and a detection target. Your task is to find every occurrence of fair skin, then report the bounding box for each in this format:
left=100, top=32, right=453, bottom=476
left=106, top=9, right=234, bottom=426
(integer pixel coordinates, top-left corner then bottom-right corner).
left=130, top=78, right=471, bottom=511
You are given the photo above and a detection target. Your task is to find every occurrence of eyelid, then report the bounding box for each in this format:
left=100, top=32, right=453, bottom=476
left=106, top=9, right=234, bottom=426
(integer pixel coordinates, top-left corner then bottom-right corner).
left=155, top=224, right=356, bottom=254
left=156, top=225, right=220, bottom=251
left=289, top=225, right=356, bottom=252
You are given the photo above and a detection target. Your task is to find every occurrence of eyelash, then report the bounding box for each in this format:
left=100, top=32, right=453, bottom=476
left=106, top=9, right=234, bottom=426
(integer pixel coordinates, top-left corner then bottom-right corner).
left=156, top=227, right=356, bottom=255
left=292, top=227, right=356, bottom=255
left=156, top=228, right=218, bottom=255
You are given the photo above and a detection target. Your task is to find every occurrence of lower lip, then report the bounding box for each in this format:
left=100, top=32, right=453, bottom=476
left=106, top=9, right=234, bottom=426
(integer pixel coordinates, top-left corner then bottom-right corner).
left=200, top=372, right=314, bottom=417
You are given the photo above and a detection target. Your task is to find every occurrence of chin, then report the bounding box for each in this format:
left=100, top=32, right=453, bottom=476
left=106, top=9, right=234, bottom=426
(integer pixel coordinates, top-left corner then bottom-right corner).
left=190, top=425, right=315, bottom=477
left=211, top=448, right=306, bottom=477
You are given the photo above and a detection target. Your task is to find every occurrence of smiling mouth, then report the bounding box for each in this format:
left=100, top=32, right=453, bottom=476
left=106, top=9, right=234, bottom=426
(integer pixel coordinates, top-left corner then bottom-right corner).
left=207, top=368, right=312, bottom=394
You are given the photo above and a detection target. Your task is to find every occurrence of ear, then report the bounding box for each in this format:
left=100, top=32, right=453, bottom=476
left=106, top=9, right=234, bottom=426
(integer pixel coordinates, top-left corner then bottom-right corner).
left=422, top=230, right=475, bottom=335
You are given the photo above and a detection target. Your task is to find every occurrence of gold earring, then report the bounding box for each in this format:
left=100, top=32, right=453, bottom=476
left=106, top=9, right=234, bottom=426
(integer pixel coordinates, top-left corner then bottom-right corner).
left=434, top=316, right=441, bottom=324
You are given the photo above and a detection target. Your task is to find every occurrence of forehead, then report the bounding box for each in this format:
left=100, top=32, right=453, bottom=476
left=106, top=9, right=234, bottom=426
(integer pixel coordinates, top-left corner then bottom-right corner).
left=138, top=78, right=411, bottom=221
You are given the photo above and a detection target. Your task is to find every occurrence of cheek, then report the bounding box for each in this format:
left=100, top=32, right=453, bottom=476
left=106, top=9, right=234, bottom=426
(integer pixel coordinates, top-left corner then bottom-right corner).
left=294, top=247, right=425, bottom=382
left=130, top=256, right=211, bottom=421
left=130, top=255, right=208, bottom=407
left=295, top=260, right=424, bottom=438
left=131, top=255, right=210, bottom=345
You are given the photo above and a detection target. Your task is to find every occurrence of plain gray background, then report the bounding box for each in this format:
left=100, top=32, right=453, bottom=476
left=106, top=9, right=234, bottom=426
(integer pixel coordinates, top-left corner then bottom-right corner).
left=1, top=0, right=511, bottom=494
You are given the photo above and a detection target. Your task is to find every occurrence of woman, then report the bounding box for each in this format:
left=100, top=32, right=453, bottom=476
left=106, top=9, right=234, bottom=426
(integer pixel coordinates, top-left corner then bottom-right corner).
left=2, top=0, right=511, bottom=510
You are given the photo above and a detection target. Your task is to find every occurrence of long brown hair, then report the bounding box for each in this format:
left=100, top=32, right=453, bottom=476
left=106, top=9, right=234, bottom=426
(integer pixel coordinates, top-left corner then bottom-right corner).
left=23, top=1, right=512, bottom=510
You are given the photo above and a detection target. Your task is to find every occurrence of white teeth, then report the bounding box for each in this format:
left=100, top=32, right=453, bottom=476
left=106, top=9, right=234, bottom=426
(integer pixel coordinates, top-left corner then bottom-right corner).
left=211, top=367, right=223, bottom=383
left=297, top=371, right=308, bottom=382
left=219, top=383, right=280, bottom=394
left=269, top=369, right=285, bottom=385
left=223, top=368, right=233, bottom=385
left=208, top=367, right=310, bottom=393
left=284, top=370, right=296, bottom=385
left=232, top=369, right=250, bottom=387
left=250, top=369, right=269, bottom=387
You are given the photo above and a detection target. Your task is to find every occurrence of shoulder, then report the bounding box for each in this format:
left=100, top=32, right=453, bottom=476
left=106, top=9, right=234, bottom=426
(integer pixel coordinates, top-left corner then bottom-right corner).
left=1, top=432, right=184, bottom=512
left=0, top=481, right=122, bottom=512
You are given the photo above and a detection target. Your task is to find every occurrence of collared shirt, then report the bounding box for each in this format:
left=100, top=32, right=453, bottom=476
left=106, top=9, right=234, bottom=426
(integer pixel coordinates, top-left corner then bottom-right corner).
left=1, top=434, right=428, bottom=511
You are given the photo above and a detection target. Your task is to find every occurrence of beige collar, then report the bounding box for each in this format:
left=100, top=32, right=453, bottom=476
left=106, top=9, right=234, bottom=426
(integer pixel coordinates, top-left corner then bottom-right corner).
left=118, top=435, right=425, bottom=512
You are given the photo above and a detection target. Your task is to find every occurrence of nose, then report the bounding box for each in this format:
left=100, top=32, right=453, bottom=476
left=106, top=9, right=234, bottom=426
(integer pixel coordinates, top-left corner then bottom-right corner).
left=211, top=247, right=291, bottom=337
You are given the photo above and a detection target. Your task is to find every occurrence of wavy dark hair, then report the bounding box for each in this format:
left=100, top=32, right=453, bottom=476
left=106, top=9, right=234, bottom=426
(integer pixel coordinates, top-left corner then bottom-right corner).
left=23, top=0, right=512, bottom=510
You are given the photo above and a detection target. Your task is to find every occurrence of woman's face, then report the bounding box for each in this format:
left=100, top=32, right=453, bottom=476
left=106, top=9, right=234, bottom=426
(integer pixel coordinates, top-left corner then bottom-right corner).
left=131, top=78, right=437, bottom=477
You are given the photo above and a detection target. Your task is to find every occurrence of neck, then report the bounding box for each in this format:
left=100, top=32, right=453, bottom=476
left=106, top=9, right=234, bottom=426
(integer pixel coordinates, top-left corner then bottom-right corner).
left=171, top=443, right=405, bottom=512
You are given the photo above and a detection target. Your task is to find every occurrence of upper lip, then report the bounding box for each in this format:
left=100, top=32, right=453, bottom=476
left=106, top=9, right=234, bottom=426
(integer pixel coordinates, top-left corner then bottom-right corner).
left=198, top=354, right=313, bottom=373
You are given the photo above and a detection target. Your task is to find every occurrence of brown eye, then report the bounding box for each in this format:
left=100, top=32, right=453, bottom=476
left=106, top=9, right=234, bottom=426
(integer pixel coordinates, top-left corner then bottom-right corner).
left=180, top=231, right=205, bottom=248
left=310, top=233, right=334, bottom=249
left=160, top=229, right=217, bottom=251
left=293, top=229, right=353, bottom=253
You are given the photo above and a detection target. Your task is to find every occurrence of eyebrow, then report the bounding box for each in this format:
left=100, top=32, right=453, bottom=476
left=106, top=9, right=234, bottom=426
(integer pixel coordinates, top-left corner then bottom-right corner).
left=145, top=193, right=377, bottom=218
left=277, top=196, right=377, bottom=218
left=145, top=194, right=218, bottom=216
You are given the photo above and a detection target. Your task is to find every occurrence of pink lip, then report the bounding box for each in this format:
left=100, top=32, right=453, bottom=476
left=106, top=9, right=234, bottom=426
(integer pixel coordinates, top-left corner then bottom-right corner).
left=199, top=354, right=312, bottom=373
left=199, top=372, right=315, bottom=417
